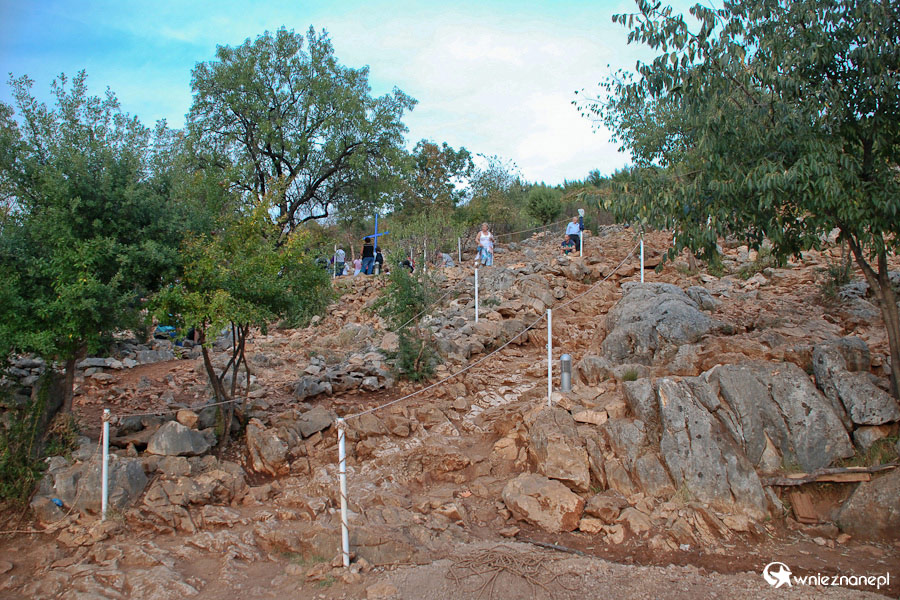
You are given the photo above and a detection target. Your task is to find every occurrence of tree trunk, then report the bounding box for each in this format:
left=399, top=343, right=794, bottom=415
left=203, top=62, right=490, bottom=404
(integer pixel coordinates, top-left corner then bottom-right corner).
left=62, top=355, right=77, bottom=413
left=847, top=238, right=900, bottom=398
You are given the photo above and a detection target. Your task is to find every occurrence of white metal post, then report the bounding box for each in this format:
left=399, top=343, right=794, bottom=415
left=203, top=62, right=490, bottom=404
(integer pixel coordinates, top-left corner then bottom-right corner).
left=474, top=268, right=479, bottom=323
left=458, top=237, right=461, bottom=264
left=337, top=418, right=350, bottom=568
left=579, top=232, right=583, bottom=257
left=547, top=309, right=552, bottom=406
left=101, top=409, right=110, bottom=521
left=640, top=236, right=645, bottom=283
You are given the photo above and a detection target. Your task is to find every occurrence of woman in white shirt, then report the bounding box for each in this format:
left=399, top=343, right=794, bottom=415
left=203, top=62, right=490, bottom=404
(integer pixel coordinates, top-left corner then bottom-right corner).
left=474, top=223, right=494, bottom=267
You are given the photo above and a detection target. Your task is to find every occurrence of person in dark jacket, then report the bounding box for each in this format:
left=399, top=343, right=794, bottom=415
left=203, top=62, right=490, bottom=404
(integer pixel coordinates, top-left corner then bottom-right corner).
left=361, top=237, right=375, bottom=275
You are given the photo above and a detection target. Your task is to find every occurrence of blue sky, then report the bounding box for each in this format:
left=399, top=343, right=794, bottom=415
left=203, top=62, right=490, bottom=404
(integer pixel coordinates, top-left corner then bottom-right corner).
left=0, top=0, right=694, bottom=184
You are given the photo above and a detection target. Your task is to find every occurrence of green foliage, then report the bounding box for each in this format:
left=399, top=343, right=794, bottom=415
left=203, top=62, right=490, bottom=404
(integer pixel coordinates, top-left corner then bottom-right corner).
left=373, top=256, right=439, bottom=381
left=818, top=253, right=855, bottom=301
left=0, top=375, right=78, bottom=506
left=838, top=437, right=899, bottom=468
left=621, top=368, right=639, bottom=382
left=188, top=26, right=416, bottom=233
left=398, top=140, right=474, bottom=212
left=151, top=197, right=330, bottom=340
left=0, top=72, right=187, bottom=407
left=580, top=0, right=900, bottom=396
left=461, top=155, right=530, bottom=233
left=391, top=330, right=437, bottom=382
left=526, top=186, right=563, bottom=225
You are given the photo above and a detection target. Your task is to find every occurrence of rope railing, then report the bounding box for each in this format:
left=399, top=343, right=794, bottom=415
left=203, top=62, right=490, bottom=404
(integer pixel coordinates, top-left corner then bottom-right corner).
left=341, top=241, right=640, bottom=422
left=493, top=217, right=570, bottom=240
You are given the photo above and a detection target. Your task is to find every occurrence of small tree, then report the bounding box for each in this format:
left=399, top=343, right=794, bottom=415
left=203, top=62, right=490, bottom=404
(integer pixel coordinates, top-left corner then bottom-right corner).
left=373, top=257, right=439, bottom=381
left=153, top=195, right=331, bottom=448
left=579, top=0, right=900, bottom=396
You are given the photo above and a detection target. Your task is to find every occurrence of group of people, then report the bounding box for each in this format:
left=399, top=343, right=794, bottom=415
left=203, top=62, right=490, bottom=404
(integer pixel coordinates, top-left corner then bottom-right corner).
left=328, top=215, right=582, bottom=277
left=330, top=242, right=381, bottom=277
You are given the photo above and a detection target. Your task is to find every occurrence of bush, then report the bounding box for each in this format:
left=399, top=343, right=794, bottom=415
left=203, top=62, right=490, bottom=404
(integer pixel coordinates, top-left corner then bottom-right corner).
left=373, top=257, right=440, bottom=381
left=526, top=187, right=562, bottom=225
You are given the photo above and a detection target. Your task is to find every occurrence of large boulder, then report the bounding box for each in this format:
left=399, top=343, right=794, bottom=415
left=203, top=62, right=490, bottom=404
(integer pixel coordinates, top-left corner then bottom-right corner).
left=710, top=362, right=855, bottom=471
left=245, top=418, right=290, bottom=476
left=527, top=407, right=591, bottom=492
left=146, top=421, right=213, bottom=456
left=502, top=473, right=585, bottom=533
left=657, top=377, right=769, bottom=519
left=34, top=455, right=148, bottom=516
left=836, top=469, right=900, bottom=539
left=297, top=405, right=334, bottom=438
left=600, top=282, right=723, bottom=365
left=812, top=338, right=900, bottom=426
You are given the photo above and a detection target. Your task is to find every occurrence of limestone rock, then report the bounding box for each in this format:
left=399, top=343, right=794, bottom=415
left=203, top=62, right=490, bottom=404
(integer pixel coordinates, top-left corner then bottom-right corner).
left=711, top=362, right=854, bottom=472
left=601, top=283, right=724, bottom=365
left=175, top=409, right=199, bottom=429
left=622, top=378, right=658, bottom=431
left=657, top=377, right=768, bottom=519
left=584, top=490, right=628, bottom=523
left=853, top=425, right=896, bottom=450
left=837, top=469, right=900, bottom=539
left=146, top=421, right=212, bottom=457
left=502, top=473, right=584, bottom=533
left=617, top=507, right=653, bottom=536
left=297, top=406, right=334, bottom=438
left=812, top=338, right=900, bottom=426
left=245, top=418, right=289, bottom=477
left=294, top=376, right=332, bottom=400
left=527, top=406, right=591, bottom=492
left=632, top=452, right=675, bottom=498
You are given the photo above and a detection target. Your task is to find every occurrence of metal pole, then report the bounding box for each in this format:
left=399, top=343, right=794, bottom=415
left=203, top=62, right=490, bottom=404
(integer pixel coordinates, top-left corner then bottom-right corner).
left=579, top=232, right=583, bottom=257
left=547, top=309, right=552, bottom=406
left=474, top=268, right=479, bottom=323
left=101, top=409, right=109, bottom=521
left=640, top=236, right=645, bottom=283
left=337, top=418, right=350, bottom=568
left=458, top=237, right=461, bottom=264
left=560, top=354, right=572, bottom=392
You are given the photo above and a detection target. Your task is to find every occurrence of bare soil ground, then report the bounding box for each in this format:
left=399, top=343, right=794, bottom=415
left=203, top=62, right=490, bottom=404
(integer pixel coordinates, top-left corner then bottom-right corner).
left=2, top=227, right=899, bottom=599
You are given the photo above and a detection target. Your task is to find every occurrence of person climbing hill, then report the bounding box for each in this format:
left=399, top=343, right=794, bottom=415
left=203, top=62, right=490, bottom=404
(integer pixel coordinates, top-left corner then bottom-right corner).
left=474, top=222, right=494, bottom=267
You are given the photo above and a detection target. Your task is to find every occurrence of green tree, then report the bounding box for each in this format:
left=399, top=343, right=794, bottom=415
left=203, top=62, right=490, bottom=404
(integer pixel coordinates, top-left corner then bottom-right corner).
left=0, top=72, right=185, bottom=411
left=152, top=193, right=331, bottom=449
left=580, top=0, right=900, bottom=396
left=526, top=185, right=563, bottom=225
left=463, top=154, right=529, bottom=232
left=397, top=140, right=474, bottom=212
left=189, top=26, right=416, bottom=234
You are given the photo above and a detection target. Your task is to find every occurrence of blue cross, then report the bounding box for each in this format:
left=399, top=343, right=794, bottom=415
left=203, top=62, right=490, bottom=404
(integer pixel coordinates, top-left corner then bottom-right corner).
left=366, top=214, right=390, bottom=250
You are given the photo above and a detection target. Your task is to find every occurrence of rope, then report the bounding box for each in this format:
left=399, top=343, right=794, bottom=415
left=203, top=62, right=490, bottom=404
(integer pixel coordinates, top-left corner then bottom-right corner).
left=110, top=396, right=241, bottom=420
left=390, top=276, right=468, bottom=333
left=341, top=243, right=639, bottom=422
left=493, top=218, right=570, bottom=240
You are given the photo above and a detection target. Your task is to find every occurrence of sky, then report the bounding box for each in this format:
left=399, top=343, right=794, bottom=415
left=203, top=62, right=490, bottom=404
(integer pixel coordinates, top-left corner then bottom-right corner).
left=0, top=0, right=693, bottom=185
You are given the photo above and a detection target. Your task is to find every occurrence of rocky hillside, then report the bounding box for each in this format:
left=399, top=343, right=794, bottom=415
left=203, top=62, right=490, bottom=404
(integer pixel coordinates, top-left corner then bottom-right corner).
left=2, top=226, right=899, bottom=599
